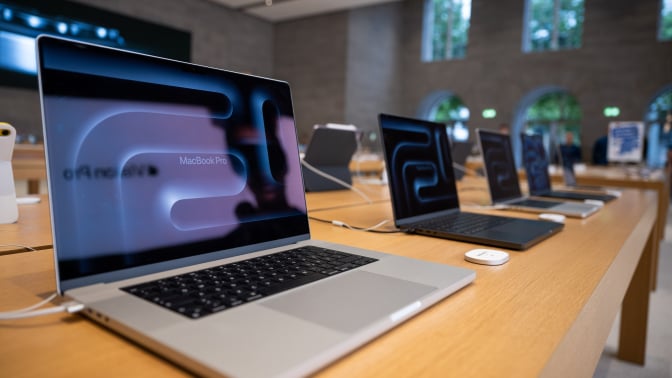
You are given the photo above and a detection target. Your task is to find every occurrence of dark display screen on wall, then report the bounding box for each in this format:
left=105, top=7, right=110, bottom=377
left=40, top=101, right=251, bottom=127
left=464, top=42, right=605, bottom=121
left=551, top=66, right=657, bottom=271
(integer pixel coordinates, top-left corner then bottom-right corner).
left=0, top=0, right=191, bottom=89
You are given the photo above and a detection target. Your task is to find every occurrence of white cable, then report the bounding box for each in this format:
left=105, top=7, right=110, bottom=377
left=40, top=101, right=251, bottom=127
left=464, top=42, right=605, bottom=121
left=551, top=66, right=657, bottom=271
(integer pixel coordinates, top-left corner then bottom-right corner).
left=0, top=292, right=85, bottom=320
left=301, top=159, right=372, bottom=203
left=2, top=292, right=58, bottom=314
left=452, top=162, right=482, bottom=177
left=0, top=302, right=85, bottom=320
left=332, top=219, right=390, bottom=232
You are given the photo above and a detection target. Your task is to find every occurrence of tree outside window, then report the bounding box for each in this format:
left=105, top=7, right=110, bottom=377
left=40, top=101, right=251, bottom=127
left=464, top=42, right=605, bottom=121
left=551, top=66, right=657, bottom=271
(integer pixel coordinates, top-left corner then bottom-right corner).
left=429, top=95, right=470, bottom=141
left=660, top=0, right=672, bottom=41
left=422, top=0, right=472, bottom=61
left=645, top=89, right=672, bottom=167
left=523, top=0, right=584, bottom=52
left=524, top=92, right=582, bottom=162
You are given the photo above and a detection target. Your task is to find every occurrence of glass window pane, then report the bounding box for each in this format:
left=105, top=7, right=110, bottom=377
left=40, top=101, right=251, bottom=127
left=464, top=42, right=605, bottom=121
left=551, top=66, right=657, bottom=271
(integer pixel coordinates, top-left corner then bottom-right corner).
left=528, top=0, right=554, bottom=51
left=558, top=0, right=584, bottom=49
left=660, top=0, right=672, bottom=40
left=422, top=0, right=471, bottom=61
left=525, top=0, right=584, bottom=52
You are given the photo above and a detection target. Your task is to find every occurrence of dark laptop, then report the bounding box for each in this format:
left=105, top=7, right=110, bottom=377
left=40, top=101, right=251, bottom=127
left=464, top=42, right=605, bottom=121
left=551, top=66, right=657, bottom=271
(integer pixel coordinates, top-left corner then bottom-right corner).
left=559, top=143, right=612, bottom=192
left=477, top=129, right=600, bottom=218
left=378, top=114, right=562, bottom=251
left=302, top=124, right=357, bottom=191
left=521, top=134, right=616, bottom=202
left=450, top=140, right=473, bottom=180
left=37, top=35, right=476, bottom=378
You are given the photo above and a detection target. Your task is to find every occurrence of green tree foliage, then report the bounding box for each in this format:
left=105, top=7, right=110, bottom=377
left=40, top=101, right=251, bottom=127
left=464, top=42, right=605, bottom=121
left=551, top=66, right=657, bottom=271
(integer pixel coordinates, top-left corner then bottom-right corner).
left=429, top=0, right=471, bottom=60
left=525, top=92, right=582, bottom=143
left=661, top=0, right=672, bottom=40
left=527, top=0, right=584, bottom=52
left=433, top=96, right=468, bottom=122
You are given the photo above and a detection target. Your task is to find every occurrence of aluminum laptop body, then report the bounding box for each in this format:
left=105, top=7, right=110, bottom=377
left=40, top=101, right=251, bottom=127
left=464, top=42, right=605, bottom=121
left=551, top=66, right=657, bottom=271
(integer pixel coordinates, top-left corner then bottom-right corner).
left=378, top=114, right=562, bottom=251
left=520, top=134, right=616, bottom=203
left=37, top=36, right=475, bottom=378
left=476, top=129, right=600, bottom=219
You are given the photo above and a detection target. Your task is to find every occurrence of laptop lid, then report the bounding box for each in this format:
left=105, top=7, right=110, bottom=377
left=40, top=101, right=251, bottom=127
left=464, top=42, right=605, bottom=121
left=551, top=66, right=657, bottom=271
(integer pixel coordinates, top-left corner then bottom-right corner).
left=302, top=124, right=357, bottom=191
left=378, top=114, right=460, bottom=227
left=558, top=144, right=578, bottom=186
left=476, top=129, right=524, bottom=203
left=37, top=35, right=310, bottom=293
left=450, top=140, right=473, bottom=180
left=520, top=133, right=553, bottom=195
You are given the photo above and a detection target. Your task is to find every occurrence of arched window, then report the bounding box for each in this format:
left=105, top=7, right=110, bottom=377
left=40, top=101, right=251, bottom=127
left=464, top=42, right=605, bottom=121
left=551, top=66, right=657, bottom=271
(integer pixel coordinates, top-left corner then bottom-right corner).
left=419, top=92, right=470, bottom=141
left=523, top=91, right=582, bottom=163
left=645, top=86, right=672, bottom=167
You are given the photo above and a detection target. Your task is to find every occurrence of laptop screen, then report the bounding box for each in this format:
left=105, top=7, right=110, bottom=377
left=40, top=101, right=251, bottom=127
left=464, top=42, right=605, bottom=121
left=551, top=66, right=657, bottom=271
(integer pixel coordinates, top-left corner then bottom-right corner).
left=477, top=130, right=523, bottom=202
left=520, top=133, right=552, bottom=195
left=304, top=125, right=357, bottom=167
left=378, top=114, right=459, bottom=222
left=37, top=36, right=309, bottom=289
left=559, top=145, right=578, bottom=186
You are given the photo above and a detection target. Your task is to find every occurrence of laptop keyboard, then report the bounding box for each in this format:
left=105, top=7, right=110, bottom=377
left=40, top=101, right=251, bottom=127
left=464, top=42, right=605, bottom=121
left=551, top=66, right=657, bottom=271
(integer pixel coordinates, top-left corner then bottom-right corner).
left=122, top=246, right=378, bottom=319
left=416, top=212, right=513, bottom=235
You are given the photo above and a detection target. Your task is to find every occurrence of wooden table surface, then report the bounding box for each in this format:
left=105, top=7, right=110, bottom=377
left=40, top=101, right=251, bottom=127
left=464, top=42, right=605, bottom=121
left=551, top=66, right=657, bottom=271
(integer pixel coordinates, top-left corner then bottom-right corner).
left=0, top=182, right=659, bottom=377
left=0, top=194, right=52, bottom=255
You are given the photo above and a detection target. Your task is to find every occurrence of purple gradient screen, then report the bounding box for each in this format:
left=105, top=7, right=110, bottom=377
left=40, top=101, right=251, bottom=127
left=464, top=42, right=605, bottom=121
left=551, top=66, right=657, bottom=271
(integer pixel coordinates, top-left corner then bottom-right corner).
left=38, top=37, right=308, bottom=283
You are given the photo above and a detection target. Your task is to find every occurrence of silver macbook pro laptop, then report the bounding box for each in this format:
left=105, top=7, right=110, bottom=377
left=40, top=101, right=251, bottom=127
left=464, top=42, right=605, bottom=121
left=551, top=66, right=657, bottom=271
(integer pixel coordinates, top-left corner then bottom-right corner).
left=378, top=114, right=563, bottom=251
left=520, top=133, right=616, bottom=203
left=476, top=129, right=600, bottom=219
left=37, top=35, right=475, bottom=378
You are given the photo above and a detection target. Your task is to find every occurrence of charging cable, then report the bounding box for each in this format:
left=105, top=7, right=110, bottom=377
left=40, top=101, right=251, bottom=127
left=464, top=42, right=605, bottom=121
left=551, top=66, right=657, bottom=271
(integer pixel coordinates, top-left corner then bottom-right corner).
left=452, top=162, right=483, bottom=177
left=309, top=216, right=401, bottom=233
left=0, top=292, right=84, bottom=320
left=301, top=159, right=373, bottom=203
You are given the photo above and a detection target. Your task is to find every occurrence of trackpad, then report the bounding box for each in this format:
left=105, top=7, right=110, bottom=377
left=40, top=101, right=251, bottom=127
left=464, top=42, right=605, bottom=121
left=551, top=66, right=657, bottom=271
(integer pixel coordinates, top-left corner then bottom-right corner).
left=261, top=271, right=435, bottom=333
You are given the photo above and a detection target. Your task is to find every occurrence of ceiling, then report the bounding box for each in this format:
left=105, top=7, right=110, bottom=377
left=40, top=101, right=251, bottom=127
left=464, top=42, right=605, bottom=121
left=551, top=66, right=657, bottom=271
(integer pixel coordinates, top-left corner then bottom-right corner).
left=208, top=0, right=401, bottom=22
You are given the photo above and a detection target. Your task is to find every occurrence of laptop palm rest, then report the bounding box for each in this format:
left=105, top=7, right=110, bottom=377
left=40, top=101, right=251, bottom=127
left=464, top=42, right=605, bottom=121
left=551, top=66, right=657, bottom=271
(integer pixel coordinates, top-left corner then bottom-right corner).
left=262, top=271, right=435, bottom=333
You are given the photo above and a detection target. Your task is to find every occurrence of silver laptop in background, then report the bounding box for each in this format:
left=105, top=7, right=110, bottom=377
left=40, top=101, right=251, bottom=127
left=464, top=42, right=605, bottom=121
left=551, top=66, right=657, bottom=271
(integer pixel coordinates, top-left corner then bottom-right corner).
left=476, top=129, right=600, bottom=219
left=37, top=35, right=475, bottom=378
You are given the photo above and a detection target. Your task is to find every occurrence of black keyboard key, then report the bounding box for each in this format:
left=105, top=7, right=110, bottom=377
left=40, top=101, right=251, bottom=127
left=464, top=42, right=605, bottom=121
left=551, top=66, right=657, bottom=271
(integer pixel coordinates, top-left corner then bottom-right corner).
left=122, top=246, right=377, bottom=319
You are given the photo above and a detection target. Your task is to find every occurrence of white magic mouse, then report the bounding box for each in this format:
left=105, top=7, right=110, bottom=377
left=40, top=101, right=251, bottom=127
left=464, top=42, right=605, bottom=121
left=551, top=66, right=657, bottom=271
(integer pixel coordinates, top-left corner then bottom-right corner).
left=538, top=213, right=566, bottom=223
left=464, top=249, right=510, bottom=266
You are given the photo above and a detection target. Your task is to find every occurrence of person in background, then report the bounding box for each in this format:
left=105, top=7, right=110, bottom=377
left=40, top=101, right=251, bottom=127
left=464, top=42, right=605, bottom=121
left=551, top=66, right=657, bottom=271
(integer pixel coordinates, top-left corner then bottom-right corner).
left=592, top=134, right=608, bottom=165
left=560, top=132, right=582, bottom=164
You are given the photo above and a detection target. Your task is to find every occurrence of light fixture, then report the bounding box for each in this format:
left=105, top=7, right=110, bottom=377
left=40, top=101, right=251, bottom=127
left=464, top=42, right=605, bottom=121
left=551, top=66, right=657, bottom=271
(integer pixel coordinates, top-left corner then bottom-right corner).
left=56, top=22, right=68, bottom=34
left=603, top=106, right=620, bottom=117
left=482, top=108, right=496, bottom=119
